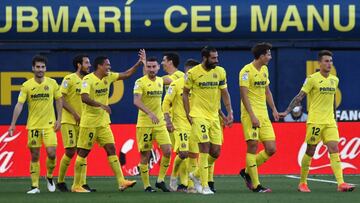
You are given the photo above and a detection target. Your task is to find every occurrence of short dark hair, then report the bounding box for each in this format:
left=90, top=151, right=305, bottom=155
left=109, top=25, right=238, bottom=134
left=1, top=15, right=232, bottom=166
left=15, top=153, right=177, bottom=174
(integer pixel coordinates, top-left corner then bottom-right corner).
left=32, top=55, right=48, bottom=66
left=184, top=59, right=200, bottom=67
left=201, top=46, right=217, bottom=58
left=318, top=50, right=333, bottom=61
left=163, top=52, right=180, bottom=68
left=73, top=54, right=88, bottom=71
left=94, top=56, right=108, bottom=70
left=146, top=57, right=158, bottom=63
left=251, top=42, right=272, bottom=59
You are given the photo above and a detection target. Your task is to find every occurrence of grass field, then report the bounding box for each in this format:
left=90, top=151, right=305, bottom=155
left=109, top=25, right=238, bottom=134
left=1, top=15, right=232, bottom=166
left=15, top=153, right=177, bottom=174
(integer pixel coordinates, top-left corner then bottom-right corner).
left=0, top=175, right=358, bottom=203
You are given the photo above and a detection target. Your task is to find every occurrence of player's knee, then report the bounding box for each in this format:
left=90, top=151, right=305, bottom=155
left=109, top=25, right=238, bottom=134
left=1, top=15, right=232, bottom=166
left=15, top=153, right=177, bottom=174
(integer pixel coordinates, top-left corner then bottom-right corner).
left=327, top=145, right=339, bottom=153
left=31, top=153, right=40, bottom=162
left=265, top=147, right=276, bottom=156
left=306, top=145, right=317, bottom=157
left=47, top=152, right=56, bottom=160
left=163, top=149, right=171, bottom=158
left=210, top=150, right=220, bottom=158
left=65, top=148, right=76, bottom=158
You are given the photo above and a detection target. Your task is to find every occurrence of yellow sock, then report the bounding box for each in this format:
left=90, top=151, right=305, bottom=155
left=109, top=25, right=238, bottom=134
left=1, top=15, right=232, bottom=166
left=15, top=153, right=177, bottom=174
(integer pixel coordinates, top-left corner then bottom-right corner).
left=179, top=158, right=188, bottom=186
left=246, top=153, right=260, bottom=188
left=256, top=150, right=270, bottom=167
left=208, top=155, right=216, bottom=182
left=107, top=155, right=125, bottom=187
left=73, top=156, right=86, bottom=188
left=157, top=156, right=170, bottom=182
left=57, top=154, right=71, bottom=183
left=46, top=157, right=56, bottom=178
left=300, top=153, right=312, bottom=184
left=80, top=158, right=87, bottom=186
left=199, top=153, right=209, bottom=187
left=187, top=158, right=197, bottom=188
left=171, top=155, right=182, bottom=178
left=330, top=153, right=344, bottom=185
left=139, top=163, right=150, bottom=189
left=30, top=161, right=40, bottom=188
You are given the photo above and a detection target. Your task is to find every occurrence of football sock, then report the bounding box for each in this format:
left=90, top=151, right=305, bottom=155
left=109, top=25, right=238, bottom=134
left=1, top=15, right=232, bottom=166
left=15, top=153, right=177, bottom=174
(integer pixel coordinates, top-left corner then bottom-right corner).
left=246, top=153, right=260, bottom=188
left=300, top=153, right=312, bottom=184
left=330, top=153, right=344, bottom=185
left=30, top=161, right=40, bottom=188
left=58, top=154, right=71, bottom=183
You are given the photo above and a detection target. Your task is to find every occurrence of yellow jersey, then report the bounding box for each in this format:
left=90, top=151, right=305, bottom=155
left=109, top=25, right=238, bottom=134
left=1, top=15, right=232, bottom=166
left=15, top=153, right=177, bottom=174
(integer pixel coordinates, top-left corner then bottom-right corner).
left=80, top=72, right=119, bottom=127
left=301, top=72, right=338, bottom=124
left=163, top=70, right=185, bottom=92
left=184, top=64, right=227, bottom=120
left=162, top=77, right=191, bottom=129
left=18, top=77, right=62, bottom=129
left=60, top=73, right=82, bottom=125
left=239, top=63, right=270, bottom=119
left=134, top=75, right=165, bottom=127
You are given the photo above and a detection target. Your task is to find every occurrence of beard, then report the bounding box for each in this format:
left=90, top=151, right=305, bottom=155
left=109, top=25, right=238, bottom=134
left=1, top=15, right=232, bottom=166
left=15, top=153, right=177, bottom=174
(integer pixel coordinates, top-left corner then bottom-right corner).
left=205, top=60, right=218, bottom=69
left=80, top=69, right=89, bottom=76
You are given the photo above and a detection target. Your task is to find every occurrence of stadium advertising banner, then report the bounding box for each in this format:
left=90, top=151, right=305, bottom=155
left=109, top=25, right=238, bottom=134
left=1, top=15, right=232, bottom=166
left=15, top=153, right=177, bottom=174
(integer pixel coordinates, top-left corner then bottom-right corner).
left=0, top=123, right=359, bottom=177
left=0, top=0, right=359, bottom=41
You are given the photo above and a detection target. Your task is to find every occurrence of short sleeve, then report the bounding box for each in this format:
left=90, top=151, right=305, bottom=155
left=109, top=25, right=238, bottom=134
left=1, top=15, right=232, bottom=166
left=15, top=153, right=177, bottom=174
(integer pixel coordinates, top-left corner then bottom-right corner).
left=17, top=84, right=27, bottom=103
left=301, top=77, right=313, bottom=94
left=60, top=77, right=70, bottom=95
left=109, top=72, right=120, bottom=83
left=239, top=68, right=250, bottom=87
left=219, top=68, right=227, bottom=89
left=53, top=81, right=62, bottom=99
left=81, top=78, right=91, bottom=94
left=133, top=79, right=143, bottom=95
left=184, top=72, right=193, bottom=89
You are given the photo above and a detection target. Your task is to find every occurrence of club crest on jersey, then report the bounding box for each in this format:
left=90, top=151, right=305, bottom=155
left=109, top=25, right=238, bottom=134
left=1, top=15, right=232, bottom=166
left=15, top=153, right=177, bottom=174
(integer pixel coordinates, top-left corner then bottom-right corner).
left=44, top=85, right=49, bottom=91
left=31, top=140, right=36, bottom=146
left=144, top=143, right=149, bottom=149
left=263, top=73, right=267, bottom=78
left=158, top=83, right=161, bottom=88
left=213, top=73, right=217, bottom=78
left=330, top=79, right=336, bottom=86
left=104, top=80, right=108, bottom=85
left=252, top=131, right=257, bottom=138
left=242, top=72, right=249, bottom=81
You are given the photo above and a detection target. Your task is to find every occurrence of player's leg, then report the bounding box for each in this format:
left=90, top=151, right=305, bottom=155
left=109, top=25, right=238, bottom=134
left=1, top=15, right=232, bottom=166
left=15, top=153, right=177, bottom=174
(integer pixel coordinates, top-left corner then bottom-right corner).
left=43, top=128, right=57, bottom=192
left=27, top=129, right=41, bottom=194
left=169, top=130, right=181, bottom=191
left=257, top=121, right=276, bottom=168
left=155, top=126, right=172, bottom=192
left=176, top=129, right=190, bottom=192
left=100, top=126, right=136, bottom=191
left=208, top=119, right=222, bottom=193
left=136, top=127, right=156, bottom=192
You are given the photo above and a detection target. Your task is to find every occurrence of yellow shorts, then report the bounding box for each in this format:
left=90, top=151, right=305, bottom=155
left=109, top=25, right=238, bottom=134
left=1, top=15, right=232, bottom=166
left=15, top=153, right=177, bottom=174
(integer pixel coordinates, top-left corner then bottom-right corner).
left=136, top=126, right=171, bottom=152
left=61, top=123, right=79, bottom=148
left=27, top=128, right=57, bottom=148
left=305, top=123, right=339, bottom=145
left=173, top=128, right=190, bottom=152
left=191, top=117, right=222, bottom=145
left=77, top=125, right=114, bottom=150
left=241, top=116, right=275, bottom=141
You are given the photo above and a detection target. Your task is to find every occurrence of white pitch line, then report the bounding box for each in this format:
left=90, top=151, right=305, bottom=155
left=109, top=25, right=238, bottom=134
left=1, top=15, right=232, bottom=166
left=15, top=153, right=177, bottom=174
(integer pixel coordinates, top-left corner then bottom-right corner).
left=285, top=175, right=357, bottom=185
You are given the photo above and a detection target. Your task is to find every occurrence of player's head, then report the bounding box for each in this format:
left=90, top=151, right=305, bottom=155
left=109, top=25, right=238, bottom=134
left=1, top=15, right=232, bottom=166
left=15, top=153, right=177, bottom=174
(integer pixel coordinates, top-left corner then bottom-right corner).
left=32, top=55, right=48, bottom=79
left=252, top=42, right=272, bottom=65
left=162, top=52, right=180, bottom=73
left=94, top=56, right=111, bottom=76
left=318, top=50, right=333, bottom=73
left=73, top=54, right=91, bottom=76
left=201, top=46, right=218, bottom=70
left=184, top=58, right=200, bottom=73
left=145, top=57, right=160, bottom=79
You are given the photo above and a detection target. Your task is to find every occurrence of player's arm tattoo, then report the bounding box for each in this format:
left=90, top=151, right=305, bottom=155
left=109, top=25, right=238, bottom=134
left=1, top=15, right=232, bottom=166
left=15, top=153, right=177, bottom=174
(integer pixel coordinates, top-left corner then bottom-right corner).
left=285, top=91, right=306, bottom=114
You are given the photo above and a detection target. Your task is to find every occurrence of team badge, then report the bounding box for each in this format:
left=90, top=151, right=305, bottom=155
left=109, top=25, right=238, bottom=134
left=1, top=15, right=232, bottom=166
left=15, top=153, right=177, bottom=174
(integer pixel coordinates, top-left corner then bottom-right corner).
left=144, top=143, right=149, bottom=149
left=213, top=73, right=217, bottom=78
left=88, top=142, right=92, bottom=147
left=263, top=73, right=267, bottom=78
left=158, top=83, right=161, bottom=88
left=31, top=140, right=36, bottom=146
left=242, top=72, right=249, bottom=81
left=104, top=80, right=108, bottom=85
left=181, top=143, right=187, bottom=149
left=252, top=131, right=257, bottom=138
left=44, top=85, right=49, bottom=91
left=310, top=136, right=316, bottom=142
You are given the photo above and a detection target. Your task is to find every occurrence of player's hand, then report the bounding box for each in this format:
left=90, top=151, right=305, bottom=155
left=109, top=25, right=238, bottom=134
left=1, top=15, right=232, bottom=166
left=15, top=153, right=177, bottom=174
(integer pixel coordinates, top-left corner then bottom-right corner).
left=278, top=112, right=288, bottom=118
left=139, top=49, right=146, bottom=65
left=54, top=120, right=61, bottom=132
left=251, top=116, right=260, bottom=128
left=148, top=112, right=159, bottom=124
left=186, top=114, right=193, bottom=125
left=226, top=113, right=234, bottom=127
left=166, top=121, right=175, bottom=132
left=73, top=113, right=81, bottom=125
left=272, top=110, right=280, bottom=121
left=101, top=104, right=112, bottom=114
left=7, top=125, right=15, bottom=137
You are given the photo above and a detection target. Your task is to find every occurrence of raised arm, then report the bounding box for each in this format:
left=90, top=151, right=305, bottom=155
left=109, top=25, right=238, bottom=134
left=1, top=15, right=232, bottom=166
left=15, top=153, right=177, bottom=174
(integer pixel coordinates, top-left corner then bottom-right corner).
left=240, top=86, right=259, bottom=128
left=182, top=87, right=192, bottom=125
left=117, top=49, right=145, bottom=80
left=265, top=86, right=279, bottom=121
left=133, top=93, right=159, bottom=124
left=221, top=88, right=234, bottom=127
left=81, top=93, right=111, bottom=114
left=8, top=102, right=24, bottom=136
